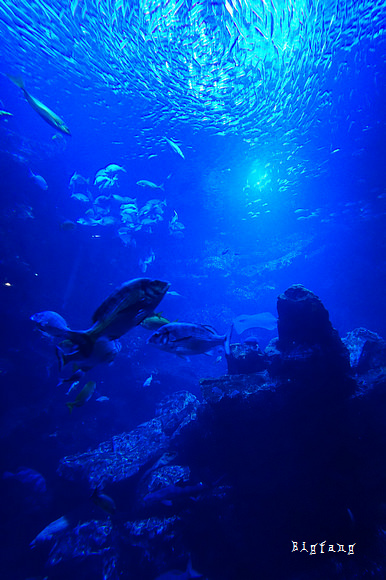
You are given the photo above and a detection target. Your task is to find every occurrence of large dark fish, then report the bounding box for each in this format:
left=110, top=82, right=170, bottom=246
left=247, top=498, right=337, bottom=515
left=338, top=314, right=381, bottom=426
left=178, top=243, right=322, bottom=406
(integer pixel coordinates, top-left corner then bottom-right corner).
left=147, top=322, right=231, bottom=357
left=56, top=336, right=121, bottom=372
left=68, top=278, right=170, bottom=354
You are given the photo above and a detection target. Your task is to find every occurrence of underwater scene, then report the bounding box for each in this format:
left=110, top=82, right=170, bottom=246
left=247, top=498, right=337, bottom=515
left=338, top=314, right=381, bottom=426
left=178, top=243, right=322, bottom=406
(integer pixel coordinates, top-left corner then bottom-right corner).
left=0, top=0, right=385, bottom=578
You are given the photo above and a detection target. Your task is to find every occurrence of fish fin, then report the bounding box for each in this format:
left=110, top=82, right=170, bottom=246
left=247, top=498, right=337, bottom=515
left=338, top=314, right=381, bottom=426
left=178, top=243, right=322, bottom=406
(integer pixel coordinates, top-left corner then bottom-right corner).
left=224, top=324, right=233, bottom=356
left=160, top=183, right=164, bottom=191
left=204, top=350, right=215, bottom=356
left=66, top=331, right=94, bottom=356
left=66, top=402, right=74, bottom=414
left=200, top=324, right=218, bottom=334
left=177, top=354, right=190, bottom=362
left=55, top=345, right=65, bottom=371
left=7, top=74, right=24, bottom=89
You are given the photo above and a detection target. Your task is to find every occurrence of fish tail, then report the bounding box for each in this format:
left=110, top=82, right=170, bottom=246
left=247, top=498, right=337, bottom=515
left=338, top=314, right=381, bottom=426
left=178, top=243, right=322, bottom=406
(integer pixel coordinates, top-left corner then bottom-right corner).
left=224, top=323, right=233, bottom=356
left=7, top=74, right=24, bottom=89
left=66, top=330, right=94, bottom=356
left=66, top=402, right=74, bottom=414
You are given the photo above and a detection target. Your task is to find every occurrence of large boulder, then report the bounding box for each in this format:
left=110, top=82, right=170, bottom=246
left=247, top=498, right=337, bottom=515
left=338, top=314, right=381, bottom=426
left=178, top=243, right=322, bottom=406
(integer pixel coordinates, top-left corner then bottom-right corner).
left=267, top=285, right=351, bottom=387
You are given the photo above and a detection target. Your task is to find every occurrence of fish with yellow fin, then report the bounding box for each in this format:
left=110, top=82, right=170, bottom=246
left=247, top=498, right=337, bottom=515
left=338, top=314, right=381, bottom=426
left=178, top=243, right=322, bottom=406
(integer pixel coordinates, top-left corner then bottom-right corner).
left=140, top=312, right=170, bottom=330
left=66, top=380, right=96, bottom=413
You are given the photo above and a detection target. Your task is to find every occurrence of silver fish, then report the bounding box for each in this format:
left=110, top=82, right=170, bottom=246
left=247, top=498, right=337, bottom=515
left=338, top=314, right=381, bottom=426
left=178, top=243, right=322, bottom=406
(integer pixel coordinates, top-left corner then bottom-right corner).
left=8, top=75, right=70, bottom=136
left=147, top=322, right=231, bottom=356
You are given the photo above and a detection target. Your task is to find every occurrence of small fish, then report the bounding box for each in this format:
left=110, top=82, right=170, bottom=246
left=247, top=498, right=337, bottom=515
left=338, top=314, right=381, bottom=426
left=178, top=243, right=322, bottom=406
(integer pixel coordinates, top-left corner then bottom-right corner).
left=8, top=75, right=71, bottom=135
left=166, top=290, right=181, bottom=297
left=0, top=110, right=12, bottom=118
left=71, top=193, right=90, bottom=202
left=137, top=180, right=164, bottom=190
left=91, top=488, right=116, bottom=514
left=165, top=137, right=185, bottom=160
left=142, top=374, right=153, bottom=387
left=57, top=368, right=85, bottom=389
left=69, top=172, right=89, bottom=187
left=139, top=250, right=155, bottom=273
left=60, top=219, right=76, bottom=231
left=30, top=515, right=69, bottom=548
left=104, top=164, right=126, bottom=173
left=3, top=467, right=46, bottom=493
left=96, top=395, right=110, bottom=402
left=233, top=313, right=277, bottom=334
left=30, top=311, right=70, bottom=339
left=66, top=380, right=96, bottom=413
left=29, top=171, right=48, bottom=191
left=147, top=323, right=231, bottom=357
left=141, top=312, right=170, bottom=330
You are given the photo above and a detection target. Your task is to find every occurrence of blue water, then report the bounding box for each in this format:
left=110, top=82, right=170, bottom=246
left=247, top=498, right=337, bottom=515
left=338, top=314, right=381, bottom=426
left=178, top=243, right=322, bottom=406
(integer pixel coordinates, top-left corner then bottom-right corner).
left=0, top=0, right=385, bottom=578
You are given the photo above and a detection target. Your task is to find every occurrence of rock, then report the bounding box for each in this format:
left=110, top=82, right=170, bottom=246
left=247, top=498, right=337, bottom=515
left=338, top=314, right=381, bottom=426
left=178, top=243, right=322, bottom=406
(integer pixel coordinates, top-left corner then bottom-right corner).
left=58, top=391, right=200, bottom=487
left=125, top=515, right=180, bottom=549
left=268, top=285, right=351, bottom=383
left=226, top=342, right=267, bottom=375
left=277, top=284, right=333, bottom=348
left=200, top=371, right=273, bottom=403
left=343, top=327, right=386, bottom=373
left=47, top=519, right=118, bottom=579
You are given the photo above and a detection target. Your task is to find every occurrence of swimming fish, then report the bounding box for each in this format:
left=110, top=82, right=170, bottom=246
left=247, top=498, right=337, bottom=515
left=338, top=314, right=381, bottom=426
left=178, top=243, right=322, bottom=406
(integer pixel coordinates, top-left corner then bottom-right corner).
left=141, top=312, right=170, bottom=330
left=165, top=137, right=185, bottom=160
left=142, top=374, right=153, bottom=387
left=91, top=488, right=116, bottom=514
left=69, top=171, right=89, bottom=188
left=71, top=193, right=90, bottom=202
left=86, top=278, right=170, bottom=341
left=137, top=180, right=164, bottom=190
left=66, top=380, right=96, bottom=413
left=29, top=171, right=48, bottom=191
left=30, top=311, right=71, bottom=339
left=147, top=323, right=231, bottom=357
left=233, top=312, right=277, bottom=334
left=0, top=110, right=12, bottom=118
left=104, top=164, right=126, bottom=173
left=57, top=368, right=85, bottom=390
left=60, top=219, right=77, bottom=231
left=139, top=250, right=155, bottom=273
left=8, top=75, right=71, bottom=136
left=56, top=336, right=121, bottom=372
left=61, top=278, right=170, bottom=356
left=30, top=515, right=69, bottom=547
